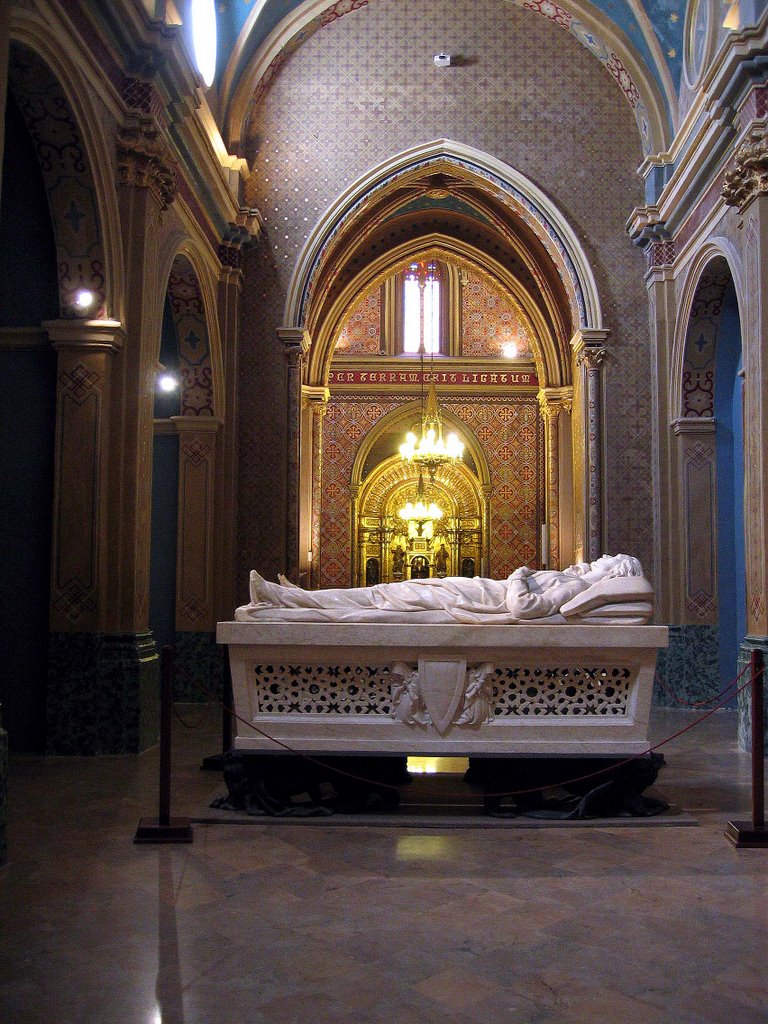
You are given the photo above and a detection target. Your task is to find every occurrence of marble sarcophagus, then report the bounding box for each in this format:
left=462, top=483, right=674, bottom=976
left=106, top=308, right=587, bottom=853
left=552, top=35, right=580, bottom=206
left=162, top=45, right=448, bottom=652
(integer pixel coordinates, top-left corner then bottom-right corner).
left=216, top=622, right=668, bottom=757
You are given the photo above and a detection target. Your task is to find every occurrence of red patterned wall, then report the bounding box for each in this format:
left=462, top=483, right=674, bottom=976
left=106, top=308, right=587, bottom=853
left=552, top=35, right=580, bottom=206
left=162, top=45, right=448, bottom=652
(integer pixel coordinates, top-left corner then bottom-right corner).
left=319, top=395, right=543, bottom=586
left=335, top=288, right=382, bottom=354
left=461, top=270, right=533, bottom=358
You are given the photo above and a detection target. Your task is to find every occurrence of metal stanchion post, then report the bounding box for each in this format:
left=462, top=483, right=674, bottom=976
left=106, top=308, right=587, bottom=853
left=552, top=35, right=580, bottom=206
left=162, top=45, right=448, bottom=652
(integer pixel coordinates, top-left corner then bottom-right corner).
left=201, top=646, right=233, bottom=771
left=725, top=647, right=768, bottom=848
left=135, top=646, right=193, bottom=844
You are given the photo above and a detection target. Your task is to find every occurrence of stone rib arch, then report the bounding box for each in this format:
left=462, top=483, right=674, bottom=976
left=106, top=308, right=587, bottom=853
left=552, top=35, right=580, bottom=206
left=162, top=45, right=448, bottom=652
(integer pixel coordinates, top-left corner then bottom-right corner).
left=311, top=237, right=563, bottom=391
left=286, top=142, right=604, bottom=342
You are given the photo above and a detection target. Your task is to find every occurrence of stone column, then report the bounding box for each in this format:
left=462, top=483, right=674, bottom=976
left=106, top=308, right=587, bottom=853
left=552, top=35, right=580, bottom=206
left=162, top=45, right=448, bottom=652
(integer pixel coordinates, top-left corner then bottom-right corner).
left=215, top=219, right=258, bottom=616
left=537, top=387, right=572, bottom=570
left=481, top=484, right=492, bottom=577
left=627, top=213, right=678, bottom=619
left=44, top=319, right=159, bottom=754
left=572, top=331, right=608, bottom=562
left=277, top=327, right=310, bottom=582
left=302, top=386, right=329, bottom=588
left=723, top=130, right=768, bottom=750
left=169, top=416, right=222, bottom=700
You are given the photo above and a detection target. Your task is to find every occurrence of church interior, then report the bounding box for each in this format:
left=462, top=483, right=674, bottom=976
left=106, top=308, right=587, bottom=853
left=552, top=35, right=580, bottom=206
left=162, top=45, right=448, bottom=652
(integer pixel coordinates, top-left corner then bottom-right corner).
left=0, top=0, right=767, bottom=1020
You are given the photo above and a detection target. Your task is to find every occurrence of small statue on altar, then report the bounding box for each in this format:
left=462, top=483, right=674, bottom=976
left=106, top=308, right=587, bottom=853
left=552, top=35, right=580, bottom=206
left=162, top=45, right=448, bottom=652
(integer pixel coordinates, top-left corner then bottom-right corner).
left=434, top=544, right=449, bottom=577
left=392, top=544, right=405, bottom=577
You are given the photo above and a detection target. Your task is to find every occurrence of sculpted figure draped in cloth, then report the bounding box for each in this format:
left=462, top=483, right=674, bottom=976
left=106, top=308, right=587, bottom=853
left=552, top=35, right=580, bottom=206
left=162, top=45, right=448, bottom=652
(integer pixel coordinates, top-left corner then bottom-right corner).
left=235, top=554, right=654, bottom=625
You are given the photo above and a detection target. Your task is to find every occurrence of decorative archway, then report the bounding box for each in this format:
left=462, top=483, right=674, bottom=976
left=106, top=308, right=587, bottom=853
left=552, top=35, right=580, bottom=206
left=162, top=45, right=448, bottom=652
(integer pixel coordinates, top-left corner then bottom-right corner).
left=671, top=247, right=746, bottom=692
left=281, top=147, right=611, bottom=582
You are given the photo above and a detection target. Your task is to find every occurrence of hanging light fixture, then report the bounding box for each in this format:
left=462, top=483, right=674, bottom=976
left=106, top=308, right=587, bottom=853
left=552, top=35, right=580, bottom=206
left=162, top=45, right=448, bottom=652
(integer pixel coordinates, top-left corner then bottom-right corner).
left=398, top=470, right=443, bottom=538
left=399, top=259, right=465, bottom=479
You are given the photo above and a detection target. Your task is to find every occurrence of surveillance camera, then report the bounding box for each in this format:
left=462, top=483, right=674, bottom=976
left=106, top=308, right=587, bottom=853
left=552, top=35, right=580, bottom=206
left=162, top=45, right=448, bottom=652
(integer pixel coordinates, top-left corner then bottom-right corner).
left=433, top=53, right=452, bottom=67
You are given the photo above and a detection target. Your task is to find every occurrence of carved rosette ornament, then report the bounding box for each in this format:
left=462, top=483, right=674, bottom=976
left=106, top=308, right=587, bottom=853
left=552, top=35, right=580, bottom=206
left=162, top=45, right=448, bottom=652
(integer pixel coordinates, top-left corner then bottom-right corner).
left=117, top=120, right=178, bottom=211
left=723, top=129, right=768, bottom=212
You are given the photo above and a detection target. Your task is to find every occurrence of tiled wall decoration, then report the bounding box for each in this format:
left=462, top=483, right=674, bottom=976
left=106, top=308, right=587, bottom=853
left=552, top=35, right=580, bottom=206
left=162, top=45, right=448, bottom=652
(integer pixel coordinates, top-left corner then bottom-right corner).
left=335, top=288, right=382, bottom=354
left=318, top=395, right=543, bottom=586
left=239, top=0, right=653, bottom=580
left=461, top=269, right=532, bottom=358
left=167, top=256, right=215, bottom=416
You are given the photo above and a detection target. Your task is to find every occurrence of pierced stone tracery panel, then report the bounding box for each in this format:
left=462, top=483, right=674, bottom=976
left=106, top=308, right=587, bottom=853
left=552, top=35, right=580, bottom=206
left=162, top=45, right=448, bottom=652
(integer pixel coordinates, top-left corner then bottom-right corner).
left=250, top=662, right=632, bottom=718
left=253, top=663, right=393, bottom=715
left=491, top=666, right=632, bottom=716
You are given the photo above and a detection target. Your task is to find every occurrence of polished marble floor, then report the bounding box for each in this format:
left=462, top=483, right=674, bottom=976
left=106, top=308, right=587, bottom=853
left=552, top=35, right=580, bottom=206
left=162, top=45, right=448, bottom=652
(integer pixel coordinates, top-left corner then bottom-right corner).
left=1, top=706, right=766, bottom=1024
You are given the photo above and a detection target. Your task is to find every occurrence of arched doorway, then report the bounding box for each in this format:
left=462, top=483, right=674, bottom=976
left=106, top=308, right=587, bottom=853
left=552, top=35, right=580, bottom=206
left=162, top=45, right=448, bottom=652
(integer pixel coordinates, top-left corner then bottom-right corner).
left=677, top=254, right=745, bottom=692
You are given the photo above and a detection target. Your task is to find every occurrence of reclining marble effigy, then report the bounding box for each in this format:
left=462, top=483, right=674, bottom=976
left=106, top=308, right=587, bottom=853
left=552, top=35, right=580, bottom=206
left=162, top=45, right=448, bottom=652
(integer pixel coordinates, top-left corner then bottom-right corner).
left=235, top=554, right=655, bottom=625
left=218, top=555, right=666, bottom=757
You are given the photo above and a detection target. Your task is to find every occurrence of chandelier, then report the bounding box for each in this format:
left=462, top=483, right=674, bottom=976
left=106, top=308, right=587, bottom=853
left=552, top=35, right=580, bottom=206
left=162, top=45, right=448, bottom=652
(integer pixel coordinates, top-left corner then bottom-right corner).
left=398, top=470, right=443, bottom=538
left=399, top=259, right=465, bottom=480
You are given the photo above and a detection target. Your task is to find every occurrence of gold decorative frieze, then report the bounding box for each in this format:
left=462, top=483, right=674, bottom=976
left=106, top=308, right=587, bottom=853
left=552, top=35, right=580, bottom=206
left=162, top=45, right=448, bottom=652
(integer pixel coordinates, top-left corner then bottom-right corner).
left=723, top=129, right=768, bottom=212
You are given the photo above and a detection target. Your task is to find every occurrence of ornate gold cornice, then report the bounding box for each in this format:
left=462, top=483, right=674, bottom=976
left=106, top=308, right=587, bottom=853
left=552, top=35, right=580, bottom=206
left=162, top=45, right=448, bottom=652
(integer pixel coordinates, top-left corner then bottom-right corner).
left=537, top=386, right=574, bottom=419
left=723, top=128, right=768, bottom=213
left=117, top=118, right=178, bottom=211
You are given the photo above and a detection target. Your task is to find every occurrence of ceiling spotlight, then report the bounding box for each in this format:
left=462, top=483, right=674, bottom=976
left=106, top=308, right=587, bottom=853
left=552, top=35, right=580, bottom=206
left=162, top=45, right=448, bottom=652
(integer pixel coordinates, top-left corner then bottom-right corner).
left=158, top=374, right=179, bottom=393
left=74, top=289, right=95, bottom=310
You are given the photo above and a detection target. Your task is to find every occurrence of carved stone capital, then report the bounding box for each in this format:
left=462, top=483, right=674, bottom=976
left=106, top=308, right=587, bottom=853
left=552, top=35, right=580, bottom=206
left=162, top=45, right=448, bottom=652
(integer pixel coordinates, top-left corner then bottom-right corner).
left=577, top=346, right=607, bottom=371
left=278, top=327, right=311, bottom=367
left=117, top=118, right=178, bottom=211
left=723, top=128, right=768, bottom=212
left=302, top=385, right=330, bottom=413
left=537, top=386, right=573, bottom=420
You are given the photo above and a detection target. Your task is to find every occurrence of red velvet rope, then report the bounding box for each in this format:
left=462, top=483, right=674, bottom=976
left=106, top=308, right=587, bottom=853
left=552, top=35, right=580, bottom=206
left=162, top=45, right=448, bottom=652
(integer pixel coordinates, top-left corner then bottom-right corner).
left=181, top=664, right=759, bottom=801
left=654, top=662, right=748, bottom=708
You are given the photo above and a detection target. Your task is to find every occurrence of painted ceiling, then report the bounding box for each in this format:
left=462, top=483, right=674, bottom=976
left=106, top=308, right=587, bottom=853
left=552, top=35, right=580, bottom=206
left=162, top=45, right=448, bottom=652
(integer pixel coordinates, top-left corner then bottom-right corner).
left=216, top=0, right=687, bottom=109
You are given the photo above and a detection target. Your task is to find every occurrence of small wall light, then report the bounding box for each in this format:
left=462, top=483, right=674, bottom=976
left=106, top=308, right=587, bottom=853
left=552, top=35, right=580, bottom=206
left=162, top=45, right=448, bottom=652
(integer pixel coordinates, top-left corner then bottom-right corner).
left=157, top=374, right=179, bottom=392
left=502, top=341, right=518, bottom=359
left=74, top=289, right=95, bottom=311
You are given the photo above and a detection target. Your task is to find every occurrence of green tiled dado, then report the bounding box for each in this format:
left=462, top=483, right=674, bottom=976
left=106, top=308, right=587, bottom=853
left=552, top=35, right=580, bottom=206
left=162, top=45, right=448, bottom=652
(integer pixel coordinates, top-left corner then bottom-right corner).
left=46, top=632, right=160, bottom=755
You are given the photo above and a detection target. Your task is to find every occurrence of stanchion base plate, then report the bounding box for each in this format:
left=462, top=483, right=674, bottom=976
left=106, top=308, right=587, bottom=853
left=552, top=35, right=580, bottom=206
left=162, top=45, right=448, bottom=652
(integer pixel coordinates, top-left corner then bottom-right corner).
left=134, top=817, right=194, bottom=844
left=725, top=820, right=768, bottom=848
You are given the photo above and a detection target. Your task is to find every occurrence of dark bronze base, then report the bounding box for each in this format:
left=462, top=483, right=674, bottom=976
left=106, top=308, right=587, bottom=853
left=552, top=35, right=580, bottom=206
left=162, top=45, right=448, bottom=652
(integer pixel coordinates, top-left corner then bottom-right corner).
left=724, top=820, right=768, bottom=848
left=134, top=816, right=193, bottom=844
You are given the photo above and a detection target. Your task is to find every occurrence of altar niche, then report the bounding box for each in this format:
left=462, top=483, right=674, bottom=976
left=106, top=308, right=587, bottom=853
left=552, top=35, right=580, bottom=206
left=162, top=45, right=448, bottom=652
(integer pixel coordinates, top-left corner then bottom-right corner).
left=354, top=453, right=484, bottom=586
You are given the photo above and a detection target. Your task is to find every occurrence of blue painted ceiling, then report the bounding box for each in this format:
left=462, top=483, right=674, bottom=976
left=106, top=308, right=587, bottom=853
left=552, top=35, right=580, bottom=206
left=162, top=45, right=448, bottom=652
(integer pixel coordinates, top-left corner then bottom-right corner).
left=216, top=0, right=687, bottom=99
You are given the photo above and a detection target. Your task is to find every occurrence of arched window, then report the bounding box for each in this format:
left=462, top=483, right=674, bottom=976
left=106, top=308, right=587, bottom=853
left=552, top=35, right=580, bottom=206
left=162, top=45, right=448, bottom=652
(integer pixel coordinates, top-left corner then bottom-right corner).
left=403, top=260, right=441, bottom=353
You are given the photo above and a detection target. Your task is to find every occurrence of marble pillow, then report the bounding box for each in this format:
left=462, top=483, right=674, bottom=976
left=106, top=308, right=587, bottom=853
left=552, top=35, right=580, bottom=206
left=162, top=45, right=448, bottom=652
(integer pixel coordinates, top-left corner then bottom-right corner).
left=560, top=576, right=654, bottom=617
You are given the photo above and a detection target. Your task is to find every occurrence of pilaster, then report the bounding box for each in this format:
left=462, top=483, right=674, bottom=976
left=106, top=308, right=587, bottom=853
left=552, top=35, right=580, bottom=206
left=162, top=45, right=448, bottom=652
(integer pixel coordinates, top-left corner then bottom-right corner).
left=537, top=387, right=573, bottom=570
left=672, top=418, right=718, bottom=625
left=277, top=327, right=311, bottom=582
left=44, top=319, right=124, bottom=632
left=571, top=330, right=609, bottom=562
left=302, top=385, right=329, bottom=588
left=723, top=143, right=768, bottom=638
